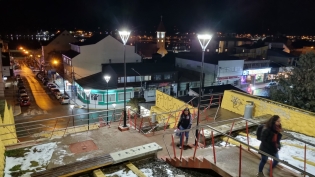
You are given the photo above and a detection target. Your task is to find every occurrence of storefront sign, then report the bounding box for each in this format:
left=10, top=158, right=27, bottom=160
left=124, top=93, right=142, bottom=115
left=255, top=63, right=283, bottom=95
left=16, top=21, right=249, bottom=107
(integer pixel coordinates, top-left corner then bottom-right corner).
left=243, top=68, right=271, bottom=75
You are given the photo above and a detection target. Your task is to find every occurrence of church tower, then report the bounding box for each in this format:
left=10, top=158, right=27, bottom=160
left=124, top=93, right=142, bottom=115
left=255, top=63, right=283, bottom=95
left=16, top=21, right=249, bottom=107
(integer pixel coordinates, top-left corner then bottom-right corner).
left=156, top=16, right=168, bottom=57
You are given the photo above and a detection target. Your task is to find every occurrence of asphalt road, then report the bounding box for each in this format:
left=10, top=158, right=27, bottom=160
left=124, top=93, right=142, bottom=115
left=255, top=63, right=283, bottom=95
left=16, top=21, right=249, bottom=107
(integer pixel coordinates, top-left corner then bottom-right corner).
left=14, top=64, right=118, bottom=141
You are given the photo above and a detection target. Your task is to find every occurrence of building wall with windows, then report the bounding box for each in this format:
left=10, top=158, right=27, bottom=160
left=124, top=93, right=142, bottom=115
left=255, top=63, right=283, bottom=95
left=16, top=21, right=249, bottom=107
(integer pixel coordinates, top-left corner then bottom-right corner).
left=75, top=83, right=134, bottom=105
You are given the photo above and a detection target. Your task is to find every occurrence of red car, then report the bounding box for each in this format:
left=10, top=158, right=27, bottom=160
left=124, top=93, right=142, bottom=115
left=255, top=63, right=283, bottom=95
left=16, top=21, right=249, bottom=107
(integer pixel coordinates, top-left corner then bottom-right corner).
left=20, top=97, right=31, bottom=106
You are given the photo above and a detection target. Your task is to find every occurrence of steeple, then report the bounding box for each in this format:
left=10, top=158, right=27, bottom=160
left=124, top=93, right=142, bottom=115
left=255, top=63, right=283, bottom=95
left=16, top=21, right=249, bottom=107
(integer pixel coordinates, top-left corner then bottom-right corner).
left=156, top=16, right=167, bottom=57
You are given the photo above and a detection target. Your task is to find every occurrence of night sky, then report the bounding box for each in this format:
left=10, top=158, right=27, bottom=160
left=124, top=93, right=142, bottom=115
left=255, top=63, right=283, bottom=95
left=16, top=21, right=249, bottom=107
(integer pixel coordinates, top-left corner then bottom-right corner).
left=1, top=0, right=315, bottom=35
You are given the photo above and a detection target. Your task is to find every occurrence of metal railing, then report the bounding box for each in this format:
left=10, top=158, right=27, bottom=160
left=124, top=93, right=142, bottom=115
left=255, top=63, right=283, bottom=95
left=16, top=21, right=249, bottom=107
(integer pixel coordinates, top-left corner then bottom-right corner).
left=162, top=118, right=315, bottom=177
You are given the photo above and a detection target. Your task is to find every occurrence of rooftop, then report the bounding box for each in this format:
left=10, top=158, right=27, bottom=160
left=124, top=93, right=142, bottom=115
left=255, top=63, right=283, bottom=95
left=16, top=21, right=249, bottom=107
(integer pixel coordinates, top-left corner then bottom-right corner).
left=62, top=50, right=80, bottom=59
left=175, top=52, right=243, bottom=65
left=267, top=49, right=297, bottom=58
left=236, top=43, right=268, bottom=49
left=103, top=63, right=177, bottom=76
left=72, top=33, right=109, bottom=46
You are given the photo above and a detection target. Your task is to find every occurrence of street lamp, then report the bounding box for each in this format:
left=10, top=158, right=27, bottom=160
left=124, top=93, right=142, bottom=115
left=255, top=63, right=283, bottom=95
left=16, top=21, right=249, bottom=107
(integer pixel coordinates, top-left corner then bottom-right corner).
left=131, top=68, right=143, bottom=97
left=196, top=34, right=212, bottom=145
left=84, top=89, right=91, bottom=130
left=70, top=104, right=75, bottom=126
left=104, top=75, right=111, bottom=125
left=112, top=103, right=116, bottom=122
left=119, top=30, right=131, bottom=129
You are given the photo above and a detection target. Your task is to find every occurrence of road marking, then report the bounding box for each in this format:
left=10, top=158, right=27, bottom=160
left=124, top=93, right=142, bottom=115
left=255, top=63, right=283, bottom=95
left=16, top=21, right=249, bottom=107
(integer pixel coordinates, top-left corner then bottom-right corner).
left=23, top=108, right=48, bottom=117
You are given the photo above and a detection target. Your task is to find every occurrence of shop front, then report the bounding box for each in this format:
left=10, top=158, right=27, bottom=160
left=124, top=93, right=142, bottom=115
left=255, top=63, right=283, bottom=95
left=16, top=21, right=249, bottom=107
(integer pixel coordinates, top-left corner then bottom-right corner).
left=241, top=68, right=271, bottom=85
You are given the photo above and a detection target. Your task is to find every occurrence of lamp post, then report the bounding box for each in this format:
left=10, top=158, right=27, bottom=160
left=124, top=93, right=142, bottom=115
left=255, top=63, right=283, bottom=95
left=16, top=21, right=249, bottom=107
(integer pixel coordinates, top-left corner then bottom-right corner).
left=119, top=30, right=131, bottom=129
left=131, top=68, right=143, bottom=97
left=104, top=75, right=111, bottom=125
left=84, top=89, right=91, bottom=130
left=70, top=104, right=75, bottom=126
left=112, top=103, right=116, bottom=122
left=196, top=34, right=212, bottom=145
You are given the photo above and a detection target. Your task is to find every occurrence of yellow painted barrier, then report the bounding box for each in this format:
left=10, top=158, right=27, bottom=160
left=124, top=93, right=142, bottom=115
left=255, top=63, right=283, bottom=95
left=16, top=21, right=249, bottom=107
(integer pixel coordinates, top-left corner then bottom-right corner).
left=0, top=100, right=18, bottom=176
left=126, top=162, right=146, bottom=177
left=238, top=132, right=257, bottom=139
left=292, top=156, right=315, bottom=167
left=150, top=90, right=197, bottom=128
left=93, top=169, right=106, bottom=177
left=221, top=90, right=315, bottom=137
left=281, top=142, right=315, bottom=152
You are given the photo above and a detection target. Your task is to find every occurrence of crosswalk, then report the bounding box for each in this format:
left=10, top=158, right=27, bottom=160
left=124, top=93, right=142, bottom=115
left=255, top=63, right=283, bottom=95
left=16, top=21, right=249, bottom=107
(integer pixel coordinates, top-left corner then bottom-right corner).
left=23, top=108, right=48, bottom=117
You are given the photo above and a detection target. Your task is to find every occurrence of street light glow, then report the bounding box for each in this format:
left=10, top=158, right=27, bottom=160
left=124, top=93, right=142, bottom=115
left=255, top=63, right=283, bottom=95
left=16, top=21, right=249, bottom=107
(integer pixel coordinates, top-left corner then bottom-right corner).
left=84, top=89, right=91, bottom=96
left=197, top=34, right=212, bottom=51
left=104, top=75, right=111, bottom=83
left=53, top=60, right=58, bottom=65
left=197, top=34, right=212, bottom=39
left=19, top=47, right=23, bottom=50
left=118, top=30, right=131, bottom=45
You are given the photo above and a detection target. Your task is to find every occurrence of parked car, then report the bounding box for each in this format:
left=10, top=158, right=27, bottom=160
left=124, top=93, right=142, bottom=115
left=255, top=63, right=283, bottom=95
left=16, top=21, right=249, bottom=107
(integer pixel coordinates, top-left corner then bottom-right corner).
left=18, top=89, right=27, bottom=95
left=59, top=96, right=70, bottom=104
left=55, top=92, right=63, bottom=99
left=18, top=86, right=26, bottom=90
left=18, top=95, right=30, bottom=102
left=20, top=97, right=31, bottom=106
left=50, top=87, right=58, bottom=92
left=265, top=82, right=278, bottom=89
left=19, top=91, right=28, bottom=97
left=51, top=89, right=60, bottom=94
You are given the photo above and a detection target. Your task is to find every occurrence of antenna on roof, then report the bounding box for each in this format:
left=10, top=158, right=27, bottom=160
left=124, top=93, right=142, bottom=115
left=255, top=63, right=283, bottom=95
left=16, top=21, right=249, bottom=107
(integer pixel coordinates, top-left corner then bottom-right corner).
left=161, top=15, right=163, bottom=21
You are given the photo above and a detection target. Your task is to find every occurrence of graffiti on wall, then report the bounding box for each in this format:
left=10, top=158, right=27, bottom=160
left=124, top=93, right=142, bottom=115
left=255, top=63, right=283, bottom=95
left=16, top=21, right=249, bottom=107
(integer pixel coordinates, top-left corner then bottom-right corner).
left=231, top=96, right=243, bottom=110
left=156, top=90, right=193, bottom=112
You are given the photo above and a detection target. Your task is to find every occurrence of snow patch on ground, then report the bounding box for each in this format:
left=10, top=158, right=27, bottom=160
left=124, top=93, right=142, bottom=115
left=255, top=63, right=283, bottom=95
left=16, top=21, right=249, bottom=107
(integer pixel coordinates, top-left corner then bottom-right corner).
left=234, top=131, right=315, bottom=175
left=4, top=142, right=57, bottom=177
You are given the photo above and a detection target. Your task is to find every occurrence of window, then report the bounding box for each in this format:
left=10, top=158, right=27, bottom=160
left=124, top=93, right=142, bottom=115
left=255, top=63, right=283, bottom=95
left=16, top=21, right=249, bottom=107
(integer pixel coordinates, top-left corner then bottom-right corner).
left=136, top=76, right=143, bottom=82
left=97, top=94, right=103, bottom=102
left=164, top=74, right=171, bottom=80
left=158, top=40, right=160, bottom=42
left=155, top=75, right=161, bottom=80
left=104, top=94, right=116, bottom=103
left=225, top=49, right=228, bottom=52
left=161, top=40, right=163, bottom=42
left=109, top=59, right=111, bottom=63
left=119, top=77, right=124, bottom=83
left=118, top=92, right=132, bottom=101
left=144, top=76, right=151, bottom=81
left=206, top=49, right=210, bottom=52
left=127, top=76, right=135, bottom=82
left=216, top=49, right=218, bottom=52
left=69, top=60, right=71, bottom=65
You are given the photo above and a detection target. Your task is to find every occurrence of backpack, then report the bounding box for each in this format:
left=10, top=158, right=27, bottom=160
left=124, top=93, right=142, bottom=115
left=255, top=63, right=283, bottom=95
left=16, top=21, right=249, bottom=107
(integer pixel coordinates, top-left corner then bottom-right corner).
left=256, top=124, right=265, bottom=141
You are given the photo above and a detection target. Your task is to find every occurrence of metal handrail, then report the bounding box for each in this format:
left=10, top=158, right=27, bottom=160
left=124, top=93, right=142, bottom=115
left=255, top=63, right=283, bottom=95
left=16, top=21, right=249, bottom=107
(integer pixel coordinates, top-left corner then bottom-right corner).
left=241, top=118, right=315, bottom=148
left=162, top=123, right=315, bottom=177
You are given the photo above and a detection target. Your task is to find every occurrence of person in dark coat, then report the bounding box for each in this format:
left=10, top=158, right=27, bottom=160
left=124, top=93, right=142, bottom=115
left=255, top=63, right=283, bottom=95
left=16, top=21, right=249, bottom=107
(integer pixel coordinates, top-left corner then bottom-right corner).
left=257, top=115, right=282, bottom=177
left=177, top=107, right=192, bottom=149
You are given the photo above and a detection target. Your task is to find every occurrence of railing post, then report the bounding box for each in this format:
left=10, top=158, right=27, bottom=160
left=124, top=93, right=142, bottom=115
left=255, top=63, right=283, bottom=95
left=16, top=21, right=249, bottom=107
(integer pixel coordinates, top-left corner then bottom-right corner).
left=134, top=113, right=137, bottom=130
left=164, top=114, right=171, bottom=131
left=269, top=159, right=273, bottom=177
left=193, top=129, right=201, bottom=159
left=239, top=144, right=242, bottom=177
left=139, top=117, right=144, bottom=133
left=304, top=144, right=306, bottom=177
left=50, top=118, right=59, bottom=139
left=171, top=135, right=176, bottom=158
left=202, top=128, right=206, bottom=147
left=180, top=132, right=184, bottom=160
left=62, top=117, right=72, bottom=137
left=246, top=121, right=250, bottom=151
left=225, top=120, right=235, bottom=147
left=211, top=131, right=216, bottom=164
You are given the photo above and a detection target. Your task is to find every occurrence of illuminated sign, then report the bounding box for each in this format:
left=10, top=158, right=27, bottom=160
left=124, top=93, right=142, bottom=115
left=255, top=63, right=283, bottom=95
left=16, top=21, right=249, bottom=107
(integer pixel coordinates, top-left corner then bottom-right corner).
left=243, top=68, right=271, bottom=75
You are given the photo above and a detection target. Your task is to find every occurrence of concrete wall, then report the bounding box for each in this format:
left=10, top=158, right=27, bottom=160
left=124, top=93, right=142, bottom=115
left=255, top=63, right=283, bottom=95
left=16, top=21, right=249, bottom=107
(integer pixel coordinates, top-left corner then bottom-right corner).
left=150, top=90, right=197, bottom=128
left=73, top=36, right=141, bottom=78
left=221, top=90, right=315, bottom=137
left=0, top=100, right=18, bottom=176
